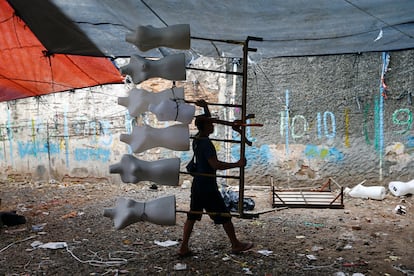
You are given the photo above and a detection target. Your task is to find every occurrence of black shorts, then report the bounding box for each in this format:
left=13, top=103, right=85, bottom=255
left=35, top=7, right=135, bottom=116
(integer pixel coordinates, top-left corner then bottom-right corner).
left=187, top=181, right=231, bottom=224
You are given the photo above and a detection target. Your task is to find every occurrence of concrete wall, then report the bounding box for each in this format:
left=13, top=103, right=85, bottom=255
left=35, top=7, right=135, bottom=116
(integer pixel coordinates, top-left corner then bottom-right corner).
left=0, top=57, right=227, bottom=185
left=0, top=85, right=129, bottom=183
left=242, top=50, right=414, bottom=186
left=0, top=51, right=412, bottom=187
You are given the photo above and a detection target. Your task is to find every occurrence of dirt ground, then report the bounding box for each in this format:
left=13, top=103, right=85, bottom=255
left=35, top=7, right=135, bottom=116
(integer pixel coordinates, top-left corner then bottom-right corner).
left=0, top=179, right=413, bottom=276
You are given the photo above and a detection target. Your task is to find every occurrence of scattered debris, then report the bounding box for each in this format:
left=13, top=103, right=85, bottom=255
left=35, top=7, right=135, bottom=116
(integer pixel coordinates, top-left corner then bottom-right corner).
left=304, top=221, right=325, bottom=228
left=392, top=264, right=414, bottom=275
left=61, top=211, right=79, bottom=219
left=311, top=245, right=324, bottom=252
left=388, top=255, right=401, bottom=261
left=342, top=261, right=368, bottom=267
left=343, top=244, right=353, bottom=250
left=154, top=240, right=179, bottom=247
left=31, top=223, right=46, bottom=232
left=31, top=241, right=68, bottom=249
left=394, top=205, right=407, bottom=215
left=174, top=263, right=187, bottom=271
left=181, top=180, right=191, bottom=189
left=306, top=254, right=317, bottom=261
left=0, top=211, right=26, bottom=227
left=242, top=267, right=253, bottom=274
left=222, top=188, right=255, bottom=212
left=0, top=235, right=37, bottom=253
left=257, top=250, right=273, bottom=256
left=351, top=225, right=362, bottom=230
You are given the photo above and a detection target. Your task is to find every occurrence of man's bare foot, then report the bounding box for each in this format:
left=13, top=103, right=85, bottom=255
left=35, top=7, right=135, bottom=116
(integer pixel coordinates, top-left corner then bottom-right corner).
left=231, top=242, right=254, bottom=254
left=177, top=248, right=194, bottom=258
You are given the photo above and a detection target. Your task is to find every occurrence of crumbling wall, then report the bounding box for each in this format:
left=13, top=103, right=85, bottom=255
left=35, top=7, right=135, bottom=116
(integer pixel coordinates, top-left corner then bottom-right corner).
left=242, top=50, right=414, bottom=186
left=0, top=57, right=226, bottom=184
left=0, top=51, right=412, bottom=187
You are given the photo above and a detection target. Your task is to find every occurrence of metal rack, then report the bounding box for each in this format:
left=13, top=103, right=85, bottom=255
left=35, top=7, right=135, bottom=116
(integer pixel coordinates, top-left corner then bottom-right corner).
left=184, top=36, right=263, bottom=218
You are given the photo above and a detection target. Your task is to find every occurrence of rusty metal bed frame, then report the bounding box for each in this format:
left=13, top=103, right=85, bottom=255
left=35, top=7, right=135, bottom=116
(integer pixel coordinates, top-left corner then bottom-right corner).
left=271, top=177, right=344, bottom=209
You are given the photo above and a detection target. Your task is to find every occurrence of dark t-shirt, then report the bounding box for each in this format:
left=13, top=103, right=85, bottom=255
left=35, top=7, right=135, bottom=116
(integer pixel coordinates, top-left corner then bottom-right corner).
left=189, top=137, right=231, bottom=223
left=194, top=137, right=216, bottom=174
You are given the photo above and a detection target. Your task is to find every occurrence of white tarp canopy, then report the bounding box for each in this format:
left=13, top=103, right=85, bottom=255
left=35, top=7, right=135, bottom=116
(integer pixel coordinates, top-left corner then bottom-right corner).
left=9, top=0, right=414, bottom=60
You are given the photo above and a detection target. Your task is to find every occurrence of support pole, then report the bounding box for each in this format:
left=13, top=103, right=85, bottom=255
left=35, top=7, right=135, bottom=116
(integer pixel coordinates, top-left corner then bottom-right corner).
left=237, top=36, right=262, bottom=218
left=237, top=40, right=248, bottom=217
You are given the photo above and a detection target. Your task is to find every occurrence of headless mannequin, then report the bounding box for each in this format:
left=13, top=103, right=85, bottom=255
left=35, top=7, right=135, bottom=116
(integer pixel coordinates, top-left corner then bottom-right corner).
left=389, top=179, right=414, bottom=196
left=109, top=154, right=180, bottom=185
left=120, top=124, right=189, bottom=153
left=125, top=24, right=190, bottom=51
left=120, top=54, right=186, bottom=84
left=149, top=99, right=195, bottom=124
left=348, top=183, right=386, bottom=200
left=103, top=196, right=176, bottom=229
left=118, top=87, right=184, bottom=117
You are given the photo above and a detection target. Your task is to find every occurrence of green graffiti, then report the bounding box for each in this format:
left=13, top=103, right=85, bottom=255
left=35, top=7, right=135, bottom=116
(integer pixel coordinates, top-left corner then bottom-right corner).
left=319, top=148, right=329, bottom=158
left=393, top=108, right=413, bottom=134
left=374, top=96, right=380, bottom=151
left=363, top=103, right=371, bottom=145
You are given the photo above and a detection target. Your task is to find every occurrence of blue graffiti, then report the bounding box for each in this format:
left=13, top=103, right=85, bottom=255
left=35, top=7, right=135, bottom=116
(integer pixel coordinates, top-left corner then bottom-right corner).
left=181, top=151, right=193, bottom=162
left=18, top=141, right=60, bottom=158
left=304, top=144, right=343, bottom=162
left=231, top=144, right=271, bottom=167
left=98, top=120, right=113, bottom=146
left=74, top=148, right=110, bottom=162
left=406, top=136, right=414, bottom=148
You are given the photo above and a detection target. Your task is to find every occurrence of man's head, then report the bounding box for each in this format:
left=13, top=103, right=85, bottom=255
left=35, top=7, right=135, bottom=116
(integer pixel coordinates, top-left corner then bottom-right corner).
left=195, top=115, right=214, bottom=134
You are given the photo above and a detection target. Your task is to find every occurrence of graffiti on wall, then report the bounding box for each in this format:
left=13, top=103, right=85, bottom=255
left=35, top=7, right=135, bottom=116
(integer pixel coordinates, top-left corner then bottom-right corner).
left=0, top=94, right=413, bottom=168
left=275, top=90, right=414, bottom=162
left=0, top=110, right=118, bottom=165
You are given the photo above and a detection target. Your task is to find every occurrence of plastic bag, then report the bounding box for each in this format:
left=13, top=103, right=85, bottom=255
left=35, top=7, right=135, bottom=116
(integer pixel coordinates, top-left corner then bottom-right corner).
left=222, top=189, right=255, bottom=212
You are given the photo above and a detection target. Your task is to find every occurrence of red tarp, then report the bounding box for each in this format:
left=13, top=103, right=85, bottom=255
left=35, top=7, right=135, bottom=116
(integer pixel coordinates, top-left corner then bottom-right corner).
left=0, top=0, right=124, bottom=102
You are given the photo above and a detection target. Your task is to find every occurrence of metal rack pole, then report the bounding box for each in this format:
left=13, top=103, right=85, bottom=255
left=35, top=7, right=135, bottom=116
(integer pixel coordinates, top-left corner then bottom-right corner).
left=237, top=40, right=248, bottom=217
left=186, top=35, right=263, bottom=218
left=237, top=36, right=262, bottom=218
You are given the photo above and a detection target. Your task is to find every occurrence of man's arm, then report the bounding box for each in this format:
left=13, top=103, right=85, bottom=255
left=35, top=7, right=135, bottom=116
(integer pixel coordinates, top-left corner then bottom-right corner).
left=195, top=99, right=211, bottom=117
left=207, top=155, right=246, bottom=171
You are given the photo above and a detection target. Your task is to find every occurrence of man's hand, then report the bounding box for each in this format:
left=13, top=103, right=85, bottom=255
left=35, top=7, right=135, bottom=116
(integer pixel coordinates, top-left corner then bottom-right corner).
left=195, top=99, right=211, bottom=117
left=237, top=158, right=247, bottom=167
left=195, top=99, right=208, bottom=108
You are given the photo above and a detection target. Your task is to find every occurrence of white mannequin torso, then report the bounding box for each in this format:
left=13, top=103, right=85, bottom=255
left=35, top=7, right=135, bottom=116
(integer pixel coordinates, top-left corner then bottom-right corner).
left=149, top=99, right=195, bottom=124
left=120, top=124, right=189, bottom=153
left=125, top=24, right=190, bottom=52
left=120, top=54, right=186, bottom=84
left=118, top=87, right=185, bottom=117
left=110, top=154, right=180, bottom=185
